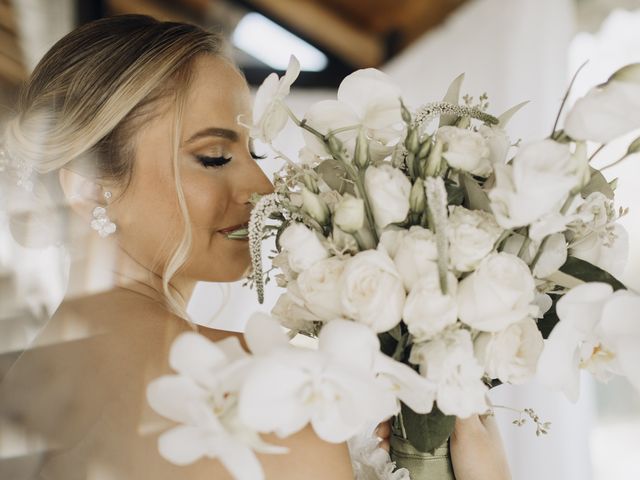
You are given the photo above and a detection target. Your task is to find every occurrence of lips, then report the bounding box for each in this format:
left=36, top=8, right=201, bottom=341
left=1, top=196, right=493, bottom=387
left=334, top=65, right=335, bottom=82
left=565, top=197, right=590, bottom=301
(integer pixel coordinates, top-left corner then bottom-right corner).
left=218, top=223, right=249, bottom=234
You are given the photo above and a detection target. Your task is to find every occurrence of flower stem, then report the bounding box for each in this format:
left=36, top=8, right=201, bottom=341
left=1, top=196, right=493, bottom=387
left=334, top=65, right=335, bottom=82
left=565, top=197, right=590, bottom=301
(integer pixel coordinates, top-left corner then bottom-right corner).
left=347, top=162, right=379, bottom=244
left=550, top=60, right=588, bottom=137
left=528, top=194, right=576, bottom=271
left=517, top=228, right=531, bottom=259
left=588, top=143, right=606, bottom=163
left=283, top=103, right=326, bottom=139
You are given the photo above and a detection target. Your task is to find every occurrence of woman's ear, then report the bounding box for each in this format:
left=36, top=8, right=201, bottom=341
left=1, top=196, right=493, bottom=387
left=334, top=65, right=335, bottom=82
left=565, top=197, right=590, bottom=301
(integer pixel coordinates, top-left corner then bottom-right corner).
left=58, top=167, right=102, bottom=219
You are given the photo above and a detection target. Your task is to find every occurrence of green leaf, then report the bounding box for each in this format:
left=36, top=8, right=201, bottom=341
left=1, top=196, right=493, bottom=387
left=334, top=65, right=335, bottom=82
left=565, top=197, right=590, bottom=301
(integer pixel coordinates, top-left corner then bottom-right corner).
left=378, top=332, right=398, bottom=357
left=315, top=159, right=355, bottom=196
left=559, top=256, right=626, bottom=291
left=446, top=182, right=465, bottom=206
left=460, top=173, right=492, bottom=212
left=537, top=294, right=560, bottom=339
left=497, top=101, right=529, bottom=127
left=582, top=168, right=614, bottom=199
left=627, top=135, right=640, bottom=155
left=400, top=404, right=456, bottom=455
left=439, top=73, right=465, bottom=127
left=609, top=63, right=640, bottom=84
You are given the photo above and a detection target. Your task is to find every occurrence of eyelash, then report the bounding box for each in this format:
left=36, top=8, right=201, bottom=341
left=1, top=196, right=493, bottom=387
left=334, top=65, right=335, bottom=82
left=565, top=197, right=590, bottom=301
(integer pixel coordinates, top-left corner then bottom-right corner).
left=196, top=151, right=266, bottom=169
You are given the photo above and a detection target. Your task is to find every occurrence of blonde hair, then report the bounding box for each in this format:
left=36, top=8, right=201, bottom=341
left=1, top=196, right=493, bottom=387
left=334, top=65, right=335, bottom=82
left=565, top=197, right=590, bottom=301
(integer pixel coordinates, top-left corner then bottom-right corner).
left=0, top=14, right=229, bottom=319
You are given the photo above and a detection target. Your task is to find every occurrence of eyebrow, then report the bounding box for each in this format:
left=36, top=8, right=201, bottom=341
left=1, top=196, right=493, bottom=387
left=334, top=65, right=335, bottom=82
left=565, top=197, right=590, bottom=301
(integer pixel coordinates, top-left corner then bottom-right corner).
left=184, top=127, right=239, bottom=144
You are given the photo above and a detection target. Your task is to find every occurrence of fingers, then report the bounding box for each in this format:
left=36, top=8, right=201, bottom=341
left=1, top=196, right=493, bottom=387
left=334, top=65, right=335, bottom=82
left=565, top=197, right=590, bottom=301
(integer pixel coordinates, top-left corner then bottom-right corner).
left=377, top=438, right=390, bottom=452
left=375, top=421, right=391, bottom=452
left=452, top=414, right=484, bottom=442
left=375, top=421, right=391, bottom=439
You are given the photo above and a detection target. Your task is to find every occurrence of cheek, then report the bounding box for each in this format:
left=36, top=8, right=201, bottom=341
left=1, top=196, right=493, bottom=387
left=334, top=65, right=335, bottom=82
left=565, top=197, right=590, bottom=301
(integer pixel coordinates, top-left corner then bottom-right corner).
left=183, top=172, right=230, bottom=231
left=112, top=167, right=186, bottom=270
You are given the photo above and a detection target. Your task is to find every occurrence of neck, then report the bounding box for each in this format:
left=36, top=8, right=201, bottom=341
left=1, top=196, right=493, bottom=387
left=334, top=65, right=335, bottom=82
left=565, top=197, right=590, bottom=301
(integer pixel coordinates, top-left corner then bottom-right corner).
left=65, top=234, right=196, bottom=311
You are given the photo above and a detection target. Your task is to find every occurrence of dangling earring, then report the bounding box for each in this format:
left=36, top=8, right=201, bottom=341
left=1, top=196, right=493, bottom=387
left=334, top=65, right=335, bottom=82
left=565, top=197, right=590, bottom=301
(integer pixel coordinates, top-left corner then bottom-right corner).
left=90, top=191, right=117, bottom=238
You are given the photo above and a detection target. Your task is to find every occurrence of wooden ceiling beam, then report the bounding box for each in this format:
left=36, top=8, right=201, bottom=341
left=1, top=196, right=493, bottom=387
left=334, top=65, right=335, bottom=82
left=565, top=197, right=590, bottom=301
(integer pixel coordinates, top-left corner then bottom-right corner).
left=0, top=3, right=18, bottom=34
left=0, top=28, right=23, bottom=64
left=0, top=52, right=27, bottom=84
left=243, top=0, right=384, bottom=67
left=107, top=0, right=192, bottom=22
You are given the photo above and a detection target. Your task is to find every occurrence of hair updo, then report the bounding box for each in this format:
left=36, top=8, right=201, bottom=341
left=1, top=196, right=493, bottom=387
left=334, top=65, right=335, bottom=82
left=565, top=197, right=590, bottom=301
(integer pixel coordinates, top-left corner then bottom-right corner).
left=0, top=14, right=228, bottom=318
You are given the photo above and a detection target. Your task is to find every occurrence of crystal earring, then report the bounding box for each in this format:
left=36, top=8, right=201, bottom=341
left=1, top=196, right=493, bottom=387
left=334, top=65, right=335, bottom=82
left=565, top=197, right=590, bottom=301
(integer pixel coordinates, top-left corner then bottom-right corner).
left=90, top=191, right=116, bottom=238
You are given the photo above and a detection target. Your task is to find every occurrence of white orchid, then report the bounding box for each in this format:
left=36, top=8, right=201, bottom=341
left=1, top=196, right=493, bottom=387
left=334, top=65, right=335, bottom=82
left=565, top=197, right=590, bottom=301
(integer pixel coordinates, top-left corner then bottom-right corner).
left=537, top=283, right=640, bottom=402
left=565, top=63, right=640, bottom=143
left=239, top=314, right=434, bottom=443
left=146, top=333, right=285, bottom=480
left=250, top=55, right=300, bottom=143
left=302, top=69, right=404, bottom=161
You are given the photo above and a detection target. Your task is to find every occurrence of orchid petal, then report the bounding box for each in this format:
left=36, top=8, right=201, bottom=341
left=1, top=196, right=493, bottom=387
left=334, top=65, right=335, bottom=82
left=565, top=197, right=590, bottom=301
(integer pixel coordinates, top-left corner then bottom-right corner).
left=253, top=74, right=279, bottom=120
left=146, top=375, right=213, bottom=425
left=239, top=353, right=318, bottom=436
left=374, top=354, right=436, bottom=414
left=169, top=332, right=227, bottom=389
left=303, top=100, right=360, bottom=157
left=337, top=69, right=403, bottom=130
left=556, top=282, right=613, bottom=334
left=244, top=312, right=289, bottom=355
left=318, top=319, right=379, bottom=373
left=157, top=425, right=217, bottom=465
left=217, top=442, right=266, bottom=480
left=279, top=55, right=301, bottom=94
left=537, top=321, right=582, bottom=402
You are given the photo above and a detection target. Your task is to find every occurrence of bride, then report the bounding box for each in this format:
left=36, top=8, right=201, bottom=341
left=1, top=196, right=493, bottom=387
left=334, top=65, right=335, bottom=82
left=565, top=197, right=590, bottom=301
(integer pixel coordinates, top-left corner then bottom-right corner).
left=0, top=14, right=510, bottom=480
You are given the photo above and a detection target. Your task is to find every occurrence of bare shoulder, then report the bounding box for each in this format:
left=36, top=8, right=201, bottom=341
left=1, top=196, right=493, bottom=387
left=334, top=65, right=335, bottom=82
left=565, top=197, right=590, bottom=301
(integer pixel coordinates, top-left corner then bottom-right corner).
left=5, top=291, right=354, bottom=479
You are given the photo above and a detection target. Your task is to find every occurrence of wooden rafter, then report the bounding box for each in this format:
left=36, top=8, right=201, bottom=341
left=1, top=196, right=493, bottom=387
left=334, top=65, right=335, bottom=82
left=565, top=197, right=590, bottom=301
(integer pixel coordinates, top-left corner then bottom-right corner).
left=0, top=0, right=27, bottom=86
left=242, top=0, right=385, bottom=67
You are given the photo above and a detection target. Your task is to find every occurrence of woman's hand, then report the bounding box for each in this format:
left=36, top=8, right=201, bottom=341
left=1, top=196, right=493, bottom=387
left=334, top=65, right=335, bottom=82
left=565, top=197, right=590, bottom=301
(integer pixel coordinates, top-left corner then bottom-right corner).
left=375, top=420, right=391, bottom=452
left=450, top=414, right=511, bottom=480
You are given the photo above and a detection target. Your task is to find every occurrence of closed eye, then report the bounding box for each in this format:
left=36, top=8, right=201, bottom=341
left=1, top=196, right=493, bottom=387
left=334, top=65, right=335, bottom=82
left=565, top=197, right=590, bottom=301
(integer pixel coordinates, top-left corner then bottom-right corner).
left=197, top=155, right=232, bottom=168
left=197, top=151, right=265, bottom=168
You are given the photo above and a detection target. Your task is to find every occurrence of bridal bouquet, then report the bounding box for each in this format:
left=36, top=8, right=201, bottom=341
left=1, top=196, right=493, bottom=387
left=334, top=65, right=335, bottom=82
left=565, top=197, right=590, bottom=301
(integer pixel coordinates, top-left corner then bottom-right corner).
left=145, top=57, right=640, bottom=479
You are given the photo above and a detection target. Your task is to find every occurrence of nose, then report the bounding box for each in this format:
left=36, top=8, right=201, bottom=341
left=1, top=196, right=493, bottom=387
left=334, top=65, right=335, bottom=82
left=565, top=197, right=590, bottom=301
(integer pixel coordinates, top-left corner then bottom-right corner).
left=234, top=155, right=275, bottom=207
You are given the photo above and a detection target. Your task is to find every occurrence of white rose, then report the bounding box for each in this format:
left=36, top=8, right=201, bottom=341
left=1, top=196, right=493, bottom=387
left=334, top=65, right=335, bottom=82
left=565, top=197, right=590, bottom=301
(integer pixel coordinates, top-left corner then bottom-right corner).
left=488, top=140, right=578, bottom=234
left=340, top=249, right=406, bottom=332
left=447, top=206, right=503, bottom=272
left=279, top=223, right=329, bottom=273
left=437, top=126, right=492, bottom=176
left=403, top=268, right=458, bottom=341
left=271, top=288, right=321, bottom=332
left=334, top=194, right=365, bottom=234
left=377, top=228, right=406, bottom=259
left=502, top=233, right=568, bottom=279
left=474, top=318, right=544, bottom=384
left=457, top=252, right=539, bottom=332
left=478, top=124, right=510, bottom=165
left=410, top=328, right=488, bottom=418
left=392, top=226, right=439, bottom=291
left=296, top=257, right=345, bottom=321
left=364, top=164, right=411, bottom=229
